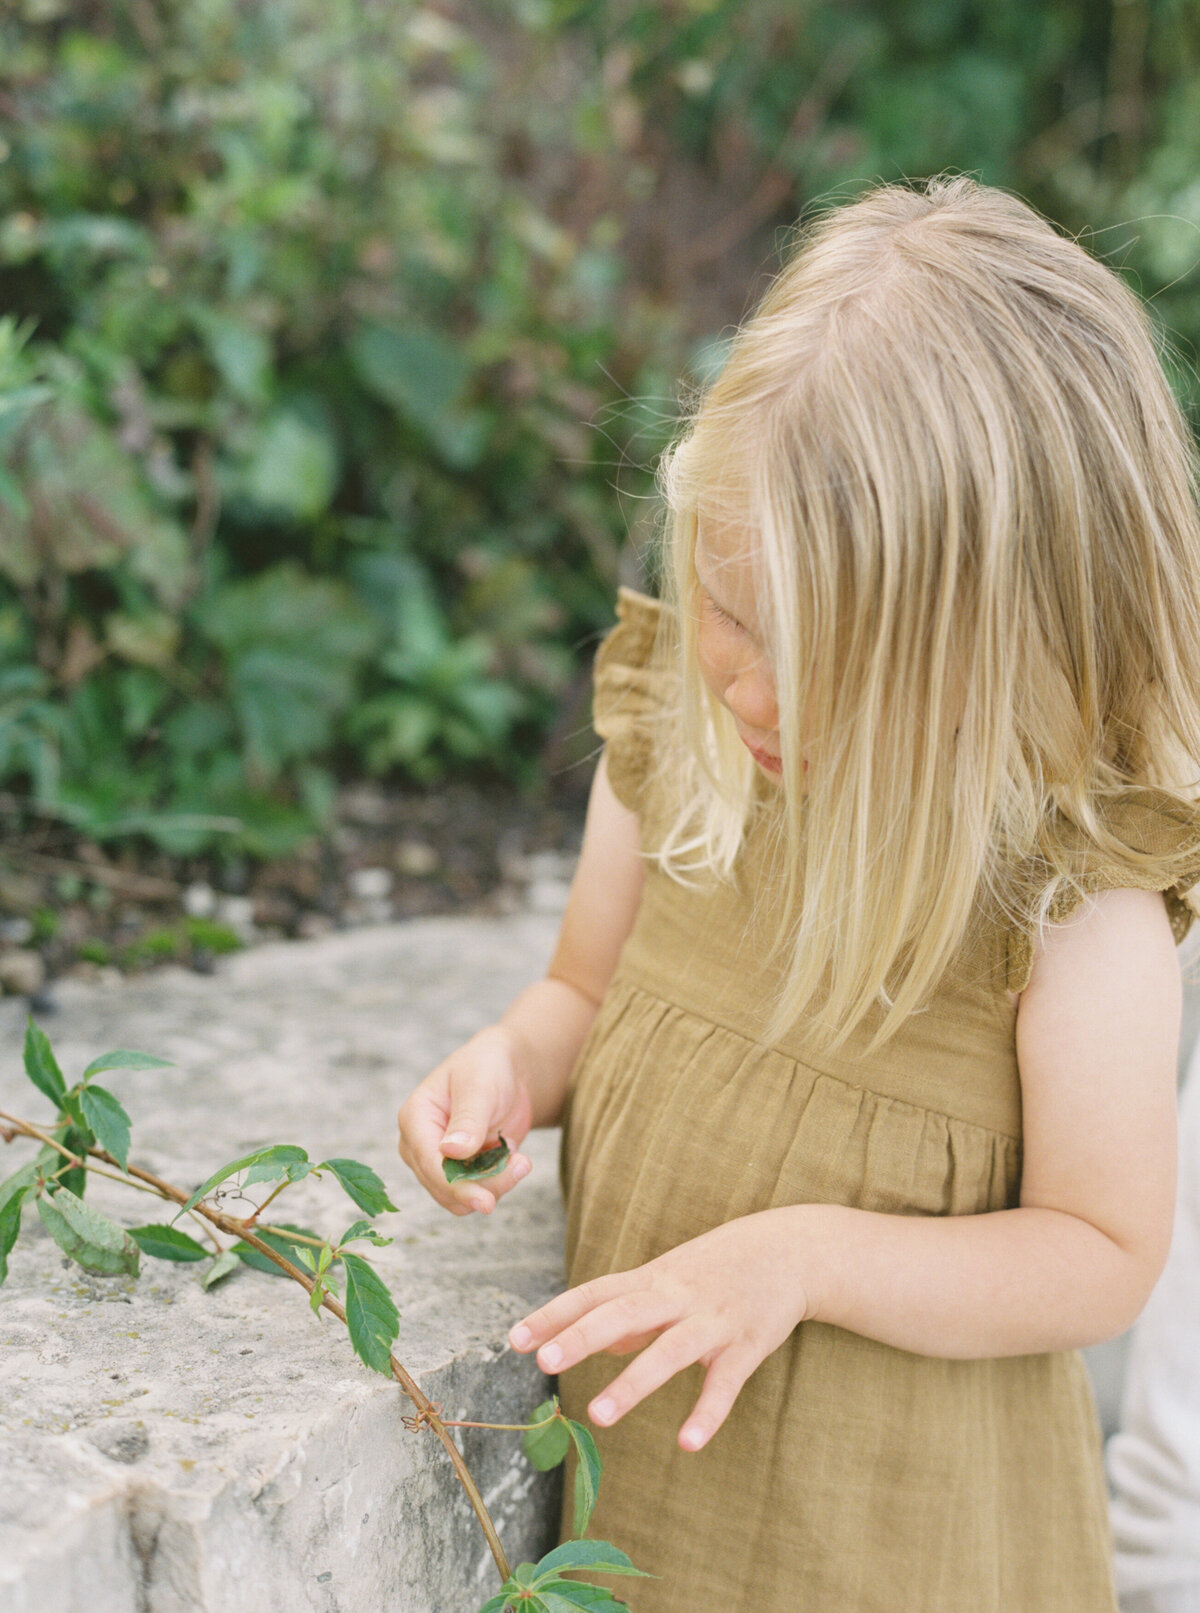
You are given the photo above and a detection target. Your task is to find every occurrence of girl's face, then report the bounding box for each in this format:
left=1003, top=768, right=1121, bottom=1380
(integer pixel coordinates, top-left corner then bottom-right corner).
left=693, top=521, right=784, bottom=778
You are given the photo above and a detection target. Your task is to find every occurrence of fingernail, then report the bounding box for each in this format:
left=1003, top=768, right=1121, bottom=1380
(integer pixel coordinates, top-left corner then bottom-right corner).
left=470, top=1194, right=491, bottom=1214
left=591, top=1397, right=616, bottom=1425
left=509, top=1324, right=532, bottom=1349
left=443, top=1132, right=471, bottom=1150
left=539, top=1343, right=562, bottom=1370
left=680, top=1423, right=707, bottom=1451
left=512, top=1156, right=531, bottom=1180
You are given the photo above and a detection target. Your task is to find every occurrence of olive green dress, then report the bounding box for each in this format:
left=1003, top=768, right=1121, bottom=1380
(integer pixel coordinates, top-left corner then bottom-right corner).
left=556, top=588, right=1200, bottom=1613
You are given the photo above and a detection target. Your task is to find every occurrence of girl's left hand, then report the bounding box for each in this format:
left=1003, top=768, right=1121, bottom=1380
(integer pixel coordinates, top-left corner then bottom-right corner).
left=507, top=1207, right=815, bottom=1452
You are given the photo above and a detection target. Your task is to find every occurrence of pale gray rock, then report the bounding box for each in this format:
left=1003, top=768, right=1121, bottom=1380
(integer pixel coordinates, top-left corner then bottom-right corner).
left=0, top=914, right=566, bottom=1613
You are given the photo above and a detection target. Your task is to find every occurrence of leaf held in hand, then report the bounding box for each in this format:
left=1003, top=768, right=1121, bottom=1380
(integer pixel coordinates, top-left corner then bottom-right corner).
left=180, top=1145, right=310, bottom=1214
left=24, top=1017, right=66, bottom=1107
left=320, top=1157, right=397, bottom=1216
left=442, top=1137, right=510, bottom=1185
left=36, top=1188, right=140, bottom=1276
left=341, top=1250, right=399, bottom=1375
left=129, top=1223, right=209, bottom=1262
left=523, top=1397, right=571, bottom=1470
left=232, top=1224, right=326, bottom=1276
left=83, top=1050, right=173, bottom=1078
left=79, top=1084, right=132, bottom=1171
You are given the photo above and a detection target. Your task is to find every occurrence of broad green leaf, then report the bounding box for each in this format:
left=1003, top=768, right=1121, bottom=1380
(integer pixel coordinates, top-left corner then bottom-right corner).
left=36, top=1188, right=140, bottom=1277
left=129, top=1224, right=209, bottom=1262
left=513, top=1563, right=539, bottom=1587
left=232, top=1224, right=326, bottom=1276
left=181, top=1145, right=310, bottom=1214
left=202, top=1249, right=240, bottom=1289
left=24, top=1017, right=66, bottom=1107
left=319, top=1158, right=397, bottom=1217
left=475, top=1594, right=517, bottom=1613
left=537, top=1587, right=624, bottom=1608
left=539, top=1594, right=615, bottom=1613
left=0, top=1187, right=29, bottom=1285
left=296, top=1245, right=318, bottom=1272
left=83, top=1050, right=173, bottom=1078
left=341, top=1251, right=399, bottom=1375
left=339, top=1218, right=392, bottom=1248
left=534, top=1541, right=649, bottom=1581
left=524, top=1398, right=571, bottom=1471
left=57, top=1127, right=90, bottom=1200
left=0, top=1159, right=42, bottom=1215
left=79, top=1084, right=131, bottom=1170
left=566, top=1420, right=602, bottom=1538
left=443, top=1138, right=510, bottom=1185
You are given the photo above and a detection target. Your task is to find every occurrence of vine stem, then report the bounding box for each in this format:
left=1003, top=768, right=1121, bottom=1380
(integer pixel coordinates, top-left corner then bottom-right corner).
left=89, top=1144, right=514, bottom=1583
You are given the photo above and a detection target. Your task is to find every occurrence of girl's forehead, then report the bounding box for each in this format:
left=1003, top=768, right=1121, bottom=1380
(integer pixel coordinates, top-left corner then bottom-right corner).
left=694, top=509, right=758, bottom=571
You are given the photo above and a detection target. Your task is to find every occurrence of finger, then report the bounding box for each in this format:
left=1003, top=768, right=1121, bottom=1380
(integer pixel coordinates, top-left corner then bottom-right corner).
left=587, top=1319, right=712, bottom=1428
left=533, top=1291, right=675, bottom=1375
left=677, top=1345, right=760, bottom=1452
left=509, top=1272, right=632, bottom=1352
left=440, top=1056, right=511, bottom=1159
left=400, top=1092, right=494, bottom=1215
left=476, top=1152, right=533, bottom=1208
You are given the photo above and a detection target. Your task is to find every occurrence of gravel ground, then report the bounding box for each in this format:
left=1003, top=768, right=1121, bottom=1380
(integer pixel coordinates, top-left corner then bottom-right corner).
left=0, top=779, right=588, bottom=1012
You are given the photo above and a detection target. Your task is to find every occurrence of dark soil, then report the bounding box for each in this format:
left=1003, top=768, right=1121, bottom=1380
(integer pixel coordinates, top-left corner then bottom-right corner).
left=0, top=777, right=589, bottom=1010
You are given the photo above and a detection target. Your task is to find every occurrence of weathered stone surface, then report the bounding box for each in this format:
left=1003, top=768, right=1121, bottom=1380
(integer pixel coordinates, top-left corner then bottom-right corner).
left=0, top=914, right=566, bottom=1613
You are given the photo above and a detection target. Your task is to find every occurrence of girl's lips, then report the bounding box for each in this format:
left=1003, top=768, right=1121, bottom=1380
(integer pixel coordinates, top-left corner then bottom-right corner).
left=743, top=738, right=783, bottom=774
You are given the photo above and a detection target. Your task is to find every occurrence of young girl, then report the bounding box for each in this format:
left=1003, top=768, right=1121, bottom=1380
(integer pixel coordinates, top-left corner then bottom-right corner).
left=397, top=174, right=1200, bottom=1612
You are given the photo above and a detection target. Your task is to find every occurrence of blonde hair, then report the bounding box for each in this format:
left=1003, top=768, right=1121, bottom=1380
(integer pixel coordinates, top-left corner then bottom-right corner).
left=647, top=173, right=1200, bottom=1056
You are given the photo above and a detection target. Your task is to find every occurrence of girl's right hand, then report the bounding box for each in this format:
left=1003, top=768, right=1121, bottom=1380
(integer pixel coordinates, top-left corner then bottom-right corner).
left=396, top=1025, right=534, bottom=1216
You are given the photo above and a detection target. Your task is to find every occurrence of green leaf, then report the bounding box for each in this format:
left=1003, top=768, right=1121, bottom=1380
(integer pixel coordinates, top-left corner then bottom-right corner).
left=82, top=1050, right=173, bottom=1078
left=202, top=1248, right=241, bottom=1289
left=0, top=1186, right=29, bottom=1285
left=565, top=1421, right=603, bottom=1538
left=524, top=1398, right=572, bottom=1471
left=319, top=1158, right=397, bottom=1217
left=129, top=1224, right=209, bottom=1262
left=475, top=1594, right=517, bottom=1613
left=533, top=1541, right=649, bottom=1581
left=443, top=1138, right=510, bottom=1185
left=56, top=1127, right=90, bottom=1200
left=539, top=1594, right=616, bottom=1613
left=0, top=1159, right=42, bottom=1215
left=339, top=1218, right=392, bottom=1248
left=231, top=1224, right=325, bottom=1276
left=180, top=1145, right=310, bottom=1214
left=79, top=1084, right=132, bottom=1170
left=36, top=1188, right=140, bottom=1277
left=24, top=1017, right=66, bottom=1107
left=341, top=1251, right=399, bottom=1375
left=537, top=1587, right=624, bottom=1608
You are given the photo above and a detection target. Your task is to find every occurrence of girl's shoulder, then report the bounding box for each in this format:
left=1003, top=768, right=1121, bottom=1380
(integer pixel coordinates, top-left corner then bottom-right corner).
left=1002, top=787, right=1200, bottom=998
left=591, top=587, right=677, bottom=818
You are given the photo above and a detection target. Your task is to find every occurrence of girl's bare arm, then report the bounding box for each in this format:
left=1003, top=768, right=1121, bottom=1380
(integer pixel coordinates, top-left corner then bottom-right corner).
left=799, top=884, right=1181, bottom=1355
left=397, top=751, right=643, bottom=1212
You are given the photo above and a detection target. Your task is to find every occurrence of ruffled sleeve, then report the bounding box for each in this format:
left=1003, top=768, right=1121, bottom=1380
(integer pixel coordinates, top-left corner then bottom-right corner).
left=591, top=586, right=674, bottom=817
left=1005, top=788, right=1200, bottom=994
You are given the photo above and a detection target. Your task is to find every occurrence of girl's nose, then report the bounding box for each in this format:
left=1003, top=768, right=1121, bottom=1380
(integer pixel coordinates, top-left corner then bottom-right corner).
left=725, top=660, right=779, bottom=735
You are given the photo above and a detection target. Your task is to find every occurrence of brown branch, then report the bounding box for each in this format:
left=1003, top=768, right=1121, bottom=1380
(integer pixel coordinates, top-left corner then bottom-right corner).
left=0, top=847, right=178, bottom=900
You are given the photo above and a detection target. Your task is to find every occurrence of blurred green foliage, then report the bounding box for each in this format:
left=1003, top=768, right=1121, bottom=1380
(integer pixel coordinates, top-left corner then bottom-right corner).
left=0, top=0, right=1198, bottom=858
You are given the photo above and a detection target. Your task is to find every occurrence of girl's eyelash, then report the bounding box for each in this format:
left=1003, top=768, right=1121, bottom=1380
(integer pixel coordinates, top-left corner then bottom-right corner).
left=705, top=596, right=741, bottom=629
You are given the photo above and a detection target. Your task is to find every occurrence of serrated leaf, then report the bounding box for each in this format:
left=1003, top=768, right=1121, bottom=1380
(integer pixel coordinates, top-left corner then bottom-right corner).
left=0, top=1159, right=42, bottom=1215
left=180, top=1145, right=309, bottom=1214
left=201, top=1249, right=240, bottom=1289
left=341, top=1251, right=399, bottom=1375
left=319, top=1158, right=397, bottom=1216
left=129, top=1224, right=209, bottom=1262
left=339, top=1219, right=392, bottom=1248
left=475, top=1594, right=516, bottom=1613
left=566, top=1420, right=603, bottom=1538
left=82, top=1050, right=173, bottom=1078
left=79, top=1084, right=131, bottom=1171
left=296, top=1245, right=318, bottom=1271
left=442, top=1138, right=510, bottom=1185
left=36, top=1188, right=140, bottom=1276
left=0, top=1186, right=29, bottom=1285
left=539, top=1594, right=612, bottom=1613
left=537, top=1586, right=624, bottom=1608
left=57, top=1126, right=90, bottom=1199
left=24, top=1017, right=66, bottom=1107
left=533, top=1541, right=648, bottom=1581
left=524, top=1398, right=571, bottom=1471
left=231, top=1224, right=325, bottom=1276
